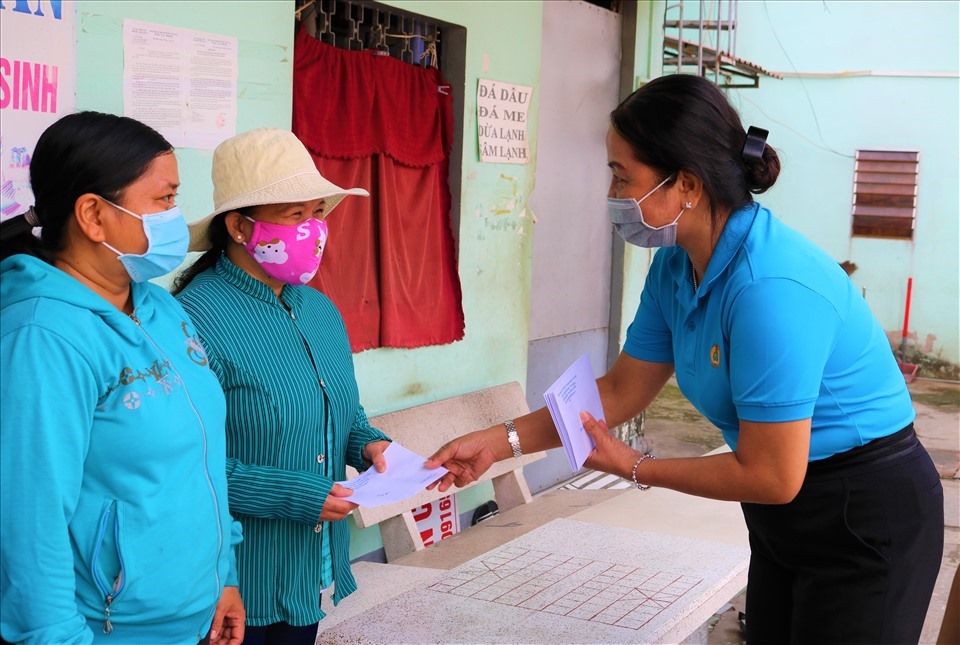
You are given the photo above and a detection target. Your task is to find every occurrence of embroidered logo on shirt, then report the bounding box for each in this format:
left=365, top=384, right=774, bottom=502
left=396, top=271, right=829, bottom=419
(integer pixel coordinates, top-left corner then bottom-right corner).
left=710, top=345, right=721, bottom=368
left=97, top=358, right=183, bottom=412
left=123, top=392, right=141, bottom=410
left=182, top=321, right=209, bottom=367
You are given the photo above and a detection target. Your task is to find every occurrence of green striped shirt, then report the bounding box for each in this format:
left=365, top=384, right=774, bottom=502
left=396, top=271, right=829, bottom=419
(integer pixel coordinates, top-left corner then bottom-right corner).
left=176, top=256, right=389, bottom=627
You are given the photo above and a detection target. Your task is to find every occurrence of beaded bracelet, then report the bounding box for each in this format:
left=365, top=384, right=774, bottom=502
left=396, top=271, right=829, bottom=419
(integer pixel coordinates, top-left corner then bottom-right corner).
left=630, top=453, right=656, bottom=490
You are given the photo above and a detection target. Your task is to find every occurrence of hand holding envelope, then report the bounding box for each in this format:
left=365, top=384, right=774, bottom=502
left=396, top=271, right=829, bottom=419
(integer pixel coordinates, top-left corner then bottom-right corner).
left=543, top=353, right=603, bottom=472
left=337, top=442, right=449, bottom=508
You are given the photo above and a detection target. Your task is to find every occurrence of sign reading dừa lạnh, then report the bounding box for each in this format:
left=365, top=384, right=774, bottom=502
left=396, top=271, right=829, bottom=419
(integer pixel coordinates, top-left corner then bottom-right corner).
left=477, top=79, right=532, bottom=164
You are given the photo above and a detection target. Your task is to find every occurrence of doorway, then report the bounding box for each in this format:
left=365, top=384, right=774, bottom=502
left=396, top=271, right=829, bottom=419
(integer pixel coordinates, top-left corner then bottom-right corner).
left=524, top=0, right=623, bottom=493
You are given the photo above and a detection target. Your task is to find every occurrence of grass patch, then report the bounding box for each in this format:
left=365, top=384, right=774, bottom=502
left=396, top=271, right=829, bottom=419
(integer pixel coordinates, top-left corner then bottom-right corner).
left=910, top=386, right=960, bottom=411
left=680, top=432, right=725, bottom=450
left=898, top=346, right=960, bottom=381
left=646, top=383, right=705, bottom=424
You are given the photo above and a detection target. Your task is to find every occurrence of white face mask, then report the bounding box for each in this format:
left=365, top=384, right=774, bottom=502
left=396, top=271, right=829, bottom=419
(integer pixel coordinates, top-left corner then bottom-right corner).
left=607, top=174, right=686, bottom=248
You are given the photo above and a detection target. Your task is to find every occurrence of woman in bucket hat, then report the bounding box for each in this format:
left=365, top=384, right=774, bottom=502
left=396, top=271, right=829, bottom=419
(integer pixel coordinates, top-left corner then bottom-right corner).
left=173, top=128, right=391, bottom=645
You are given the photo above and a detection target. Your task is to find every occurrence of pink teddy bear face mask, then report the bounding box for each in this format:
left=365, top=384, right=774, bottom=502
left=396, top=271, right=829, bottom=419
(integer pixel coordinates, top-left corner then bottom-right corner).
left=243, top=216, right=328, bottom=285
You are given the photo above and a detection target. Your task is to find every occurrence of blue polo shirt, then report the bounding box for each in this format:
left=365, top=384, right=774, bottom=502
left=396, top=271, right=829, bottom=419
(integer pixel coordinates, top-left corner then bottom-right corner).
left=623, top=202, right=915, bottom=461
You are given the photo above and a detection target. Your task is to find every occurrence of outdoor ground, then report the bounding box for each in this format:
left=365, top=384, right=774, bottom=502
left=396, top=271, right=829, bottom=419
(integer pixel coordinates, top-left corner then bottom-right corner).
left=633, top=378, right=960, bottom=644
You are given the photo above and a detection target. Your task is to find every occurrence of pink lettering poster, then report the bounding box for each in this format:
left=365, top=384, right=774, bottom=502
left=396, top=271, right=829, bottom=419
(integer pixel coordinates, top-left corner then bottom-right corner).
left=0, top=0, right=76, bottom=221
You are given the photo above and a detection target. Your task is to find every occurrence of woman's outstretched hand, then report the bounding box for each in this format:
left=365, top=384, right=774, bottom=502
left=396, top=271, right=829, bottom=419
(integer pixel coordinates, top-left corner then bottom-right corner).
left=580, top=411, right=637, bottom=479
left=424, top=431, right=498, bottom=493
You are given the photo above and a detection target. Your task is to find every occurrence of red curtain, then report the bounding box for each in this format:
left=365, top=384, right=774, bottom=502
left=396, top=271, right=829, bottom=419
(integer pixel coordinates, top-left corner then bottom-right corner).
left=293, top=29, right=464, bottom=351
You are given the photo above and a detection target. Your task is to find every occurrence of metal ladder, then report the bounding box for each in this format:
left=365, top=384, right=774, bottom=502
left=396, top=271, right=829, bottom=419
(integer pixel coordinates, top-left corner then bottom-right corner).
left=663, top=0, right=779, bottom=88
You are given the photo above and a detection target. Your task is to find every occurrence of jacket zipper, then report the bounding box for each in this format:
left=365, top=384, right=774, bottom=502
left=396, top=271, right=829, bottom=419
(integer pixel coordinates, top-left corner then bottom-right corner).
left=129, top=314, right=224, bottom=618
left=103, top=571, right=122, bottom=634
left=92, top=504, right=126, bottom=634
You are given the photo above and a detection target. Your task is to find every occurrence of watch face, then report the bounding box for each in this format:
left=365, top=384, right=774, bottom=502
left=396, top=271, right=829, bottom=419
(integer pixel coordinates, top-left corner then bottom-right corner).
left=505, top=420, right=522, bottom=456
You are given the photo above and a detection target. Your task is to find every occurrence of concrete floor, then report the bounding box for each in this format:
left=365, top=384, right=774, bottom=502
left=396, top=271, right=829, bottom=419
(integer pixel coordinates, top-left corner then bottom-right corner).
left=500, top=376, right=959, bottom=643
left=324, top=378, right=958, bottom=644
left=644, top=377, right=960, bottom=644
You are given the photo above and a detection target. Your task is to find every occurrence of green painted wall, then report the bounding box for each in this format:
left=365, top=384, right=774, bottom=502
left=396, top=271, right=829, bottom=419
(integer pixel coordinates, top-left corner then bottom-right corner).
left=346, top=0, right=544, bottom=558
left=76, top=0, right=295, bottom=230
left=73, top=0, right=544, bottom=559
left=727, top=1, right=960, bottom=374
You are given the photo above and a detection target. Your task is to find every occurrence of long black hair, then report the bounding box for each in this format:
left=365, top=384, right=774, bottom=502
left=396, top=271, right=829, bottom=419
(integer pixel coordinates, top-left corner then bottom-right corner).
left=171, top=207, right=254, bottom=295
left=610, top=74, right=780, bottom=231
left=0, top=111, right=172, bottom=262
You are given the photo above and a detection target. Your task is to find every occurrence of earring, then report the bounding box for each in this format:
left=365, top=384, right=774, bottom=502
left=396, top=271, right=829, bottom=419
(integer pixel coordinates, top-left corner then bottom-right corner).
left=684, top=201, right=693, bottom=209
left=236, top=235, right=243, bottom=241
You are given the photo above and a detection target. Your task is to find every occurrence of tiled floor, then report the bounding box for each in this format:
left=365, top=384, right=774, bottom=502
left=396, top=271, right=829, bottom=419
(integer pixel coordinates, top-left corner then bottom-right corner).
left=557, top=377, right=959, bottom=644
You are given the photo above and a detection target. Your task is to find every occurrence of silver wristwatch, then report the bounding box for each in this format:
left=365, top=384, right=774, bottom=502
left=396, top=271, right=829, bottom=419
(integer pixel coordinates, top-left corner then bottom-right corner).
left=505, top=419, right=522, bottom=458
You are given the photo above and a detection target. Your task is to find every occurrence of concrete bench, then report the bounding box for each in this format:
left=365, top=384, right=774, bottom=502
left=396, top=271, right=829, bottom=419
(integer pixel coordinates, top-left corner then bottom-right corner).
left=320, top=392, right=751, bottom=644
left=349, top=381, right=545, bottom=562
left=320, top=489, right=749, bottom=644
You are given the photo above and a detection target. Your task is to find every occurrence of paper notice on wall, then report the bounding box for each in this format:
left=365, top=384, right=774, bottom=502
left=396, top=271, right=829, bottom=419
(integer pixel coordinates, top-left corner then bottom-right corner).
left=0, top=1, right=77, bottom=221
left=477, top=79, right=532, bottom=164
left=123, top=19, right=237, bottom=150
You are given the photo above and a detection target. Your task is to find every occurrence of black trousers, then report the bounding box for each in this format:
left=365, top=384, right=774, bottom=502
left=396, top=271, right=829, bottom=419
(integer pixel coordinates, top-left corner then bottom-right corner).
left=243, top=621, right=320, bottom=645
left=741, top=424, right=944, bottom=644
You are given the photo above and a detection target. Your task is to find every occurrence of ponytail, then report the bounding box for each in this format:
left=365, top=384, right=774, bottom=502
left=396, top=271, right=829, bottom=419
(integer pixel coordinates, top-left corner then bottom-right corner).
left=172, top=211, right=239, bottom=295
left=1, top=111, right=172, bottom=264
left=0, top=210, right=45, bottom=262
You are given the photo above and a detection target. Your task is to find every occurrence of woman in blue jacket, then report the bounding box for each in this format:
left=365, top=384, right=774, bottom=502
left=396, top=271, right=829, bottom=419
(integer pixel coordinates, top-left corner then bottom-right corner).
left=0, top=112, right=243, bottom=644
left=427, top=74, right=943, bottom=644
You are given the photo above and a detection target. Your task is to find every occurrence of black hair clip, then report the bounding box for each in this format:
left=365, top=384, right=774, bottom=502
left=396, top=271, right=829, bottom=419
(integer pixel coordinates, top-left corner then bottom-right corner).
left=742, top=126, right=769, bottom=162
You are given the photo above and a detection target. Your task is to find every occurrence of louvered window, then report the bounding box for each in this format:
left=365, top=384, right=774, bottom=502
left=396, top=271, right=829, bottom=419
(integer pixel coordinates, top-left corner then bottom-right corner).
left=852, top=150, right=919, bottom=240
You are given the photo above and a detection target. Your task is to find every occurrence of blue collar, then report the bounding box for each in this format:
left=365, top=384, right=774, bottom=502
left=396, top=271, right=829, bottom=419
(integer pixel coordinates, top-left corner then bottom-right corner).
left=672, top=202, right=758, bottom=307
left=704, top=202, right=759, bottom=288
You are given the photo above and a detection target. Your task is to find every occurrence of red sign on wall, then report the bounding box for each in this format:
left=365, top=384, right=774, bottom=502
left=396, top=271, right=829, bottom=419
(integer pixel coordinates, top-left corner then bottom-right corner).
left=412, top=494, right=459, bottom=547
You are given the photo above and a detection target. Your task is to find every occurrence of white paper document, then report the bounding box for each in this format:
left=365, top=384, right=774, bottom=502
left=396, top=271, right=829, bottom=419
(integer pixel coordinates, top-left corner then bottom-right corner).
left=123, top=19, right=238, bottom=149
left=477, top=78, right=532, bottom=164
left=337, top=442, right=448, bottom=508
left=543, top=353, right=603, bottom=472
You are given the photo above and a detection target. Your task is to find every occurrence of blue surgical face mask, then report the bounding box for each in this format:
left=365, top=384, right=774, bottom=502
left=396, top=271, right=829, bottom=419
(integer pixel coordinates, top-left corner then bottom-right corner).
left=607, top=174, right=686, bottom=248
left=101, top=199, right=189, bottom=283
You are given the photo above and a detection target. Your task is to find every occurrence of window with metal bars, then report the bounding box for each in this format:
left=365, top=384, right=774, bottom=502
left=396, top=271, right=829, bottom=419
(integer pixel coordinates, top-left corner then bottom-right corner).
left=294, top=0, right=467, bottom=235
left=292, top=0, right=468, bottom=350
left=851, top=150, right=919, bottom=240
left=296, top=0, right=443, bottom=69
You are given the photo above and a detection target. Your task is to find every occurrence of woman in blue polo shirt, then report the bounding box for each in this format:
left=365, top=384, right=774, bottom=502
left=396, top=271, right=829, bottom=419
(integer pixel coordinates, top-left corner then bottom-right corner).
left=427, top=74, right=943, bottom=644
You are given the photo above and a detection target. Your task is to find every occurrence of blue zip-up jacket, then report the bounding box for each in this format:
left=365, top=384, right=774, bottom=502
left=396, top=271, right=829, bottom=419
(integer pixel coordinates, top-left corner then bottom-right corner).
left=0, top=255, right=242, bottom=644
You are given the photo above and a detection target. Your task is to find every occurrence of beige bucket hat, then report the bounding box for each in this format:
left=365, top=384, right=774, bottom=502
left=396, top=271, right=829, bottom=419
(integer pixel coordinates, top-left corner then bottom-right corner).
left=188, top=128, right=369, bottom=251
